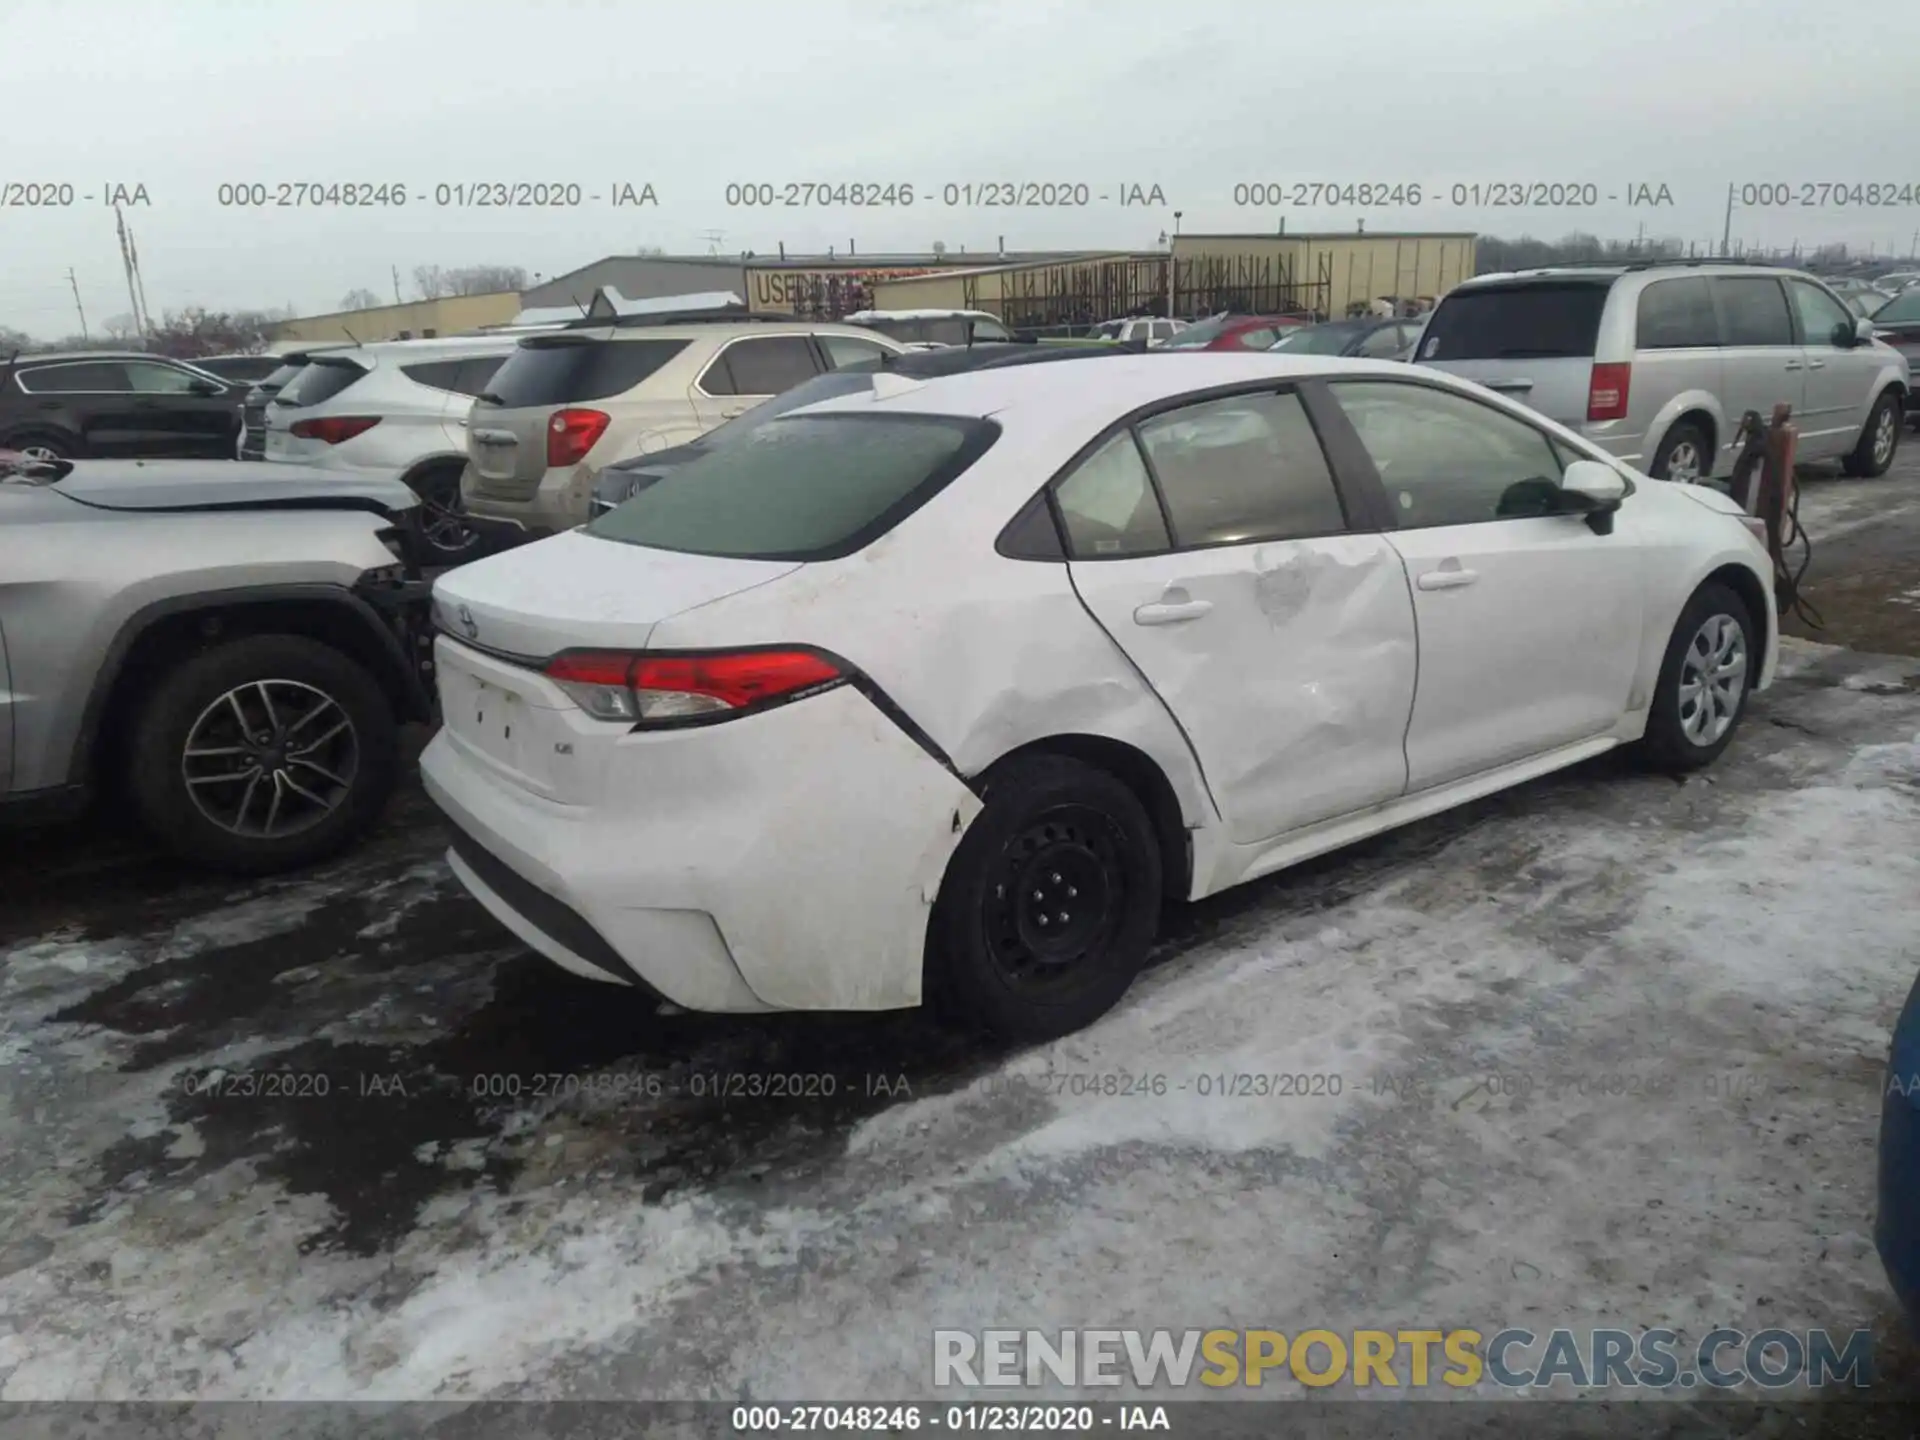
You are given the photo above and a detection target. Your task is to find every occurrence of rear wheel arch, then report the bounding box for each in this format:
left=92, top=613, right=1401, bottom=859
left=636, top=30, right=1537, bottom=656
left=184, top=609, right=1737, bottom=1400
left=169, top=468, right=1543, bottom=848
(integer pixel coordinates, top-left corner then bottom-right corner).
left=2, top=426, right=84, bottom=458
left=76, top=587, right=428, bottom=791
left=1652, top=409, right=1717, bottom=478
left=974, top=733, right=1191, bottom=900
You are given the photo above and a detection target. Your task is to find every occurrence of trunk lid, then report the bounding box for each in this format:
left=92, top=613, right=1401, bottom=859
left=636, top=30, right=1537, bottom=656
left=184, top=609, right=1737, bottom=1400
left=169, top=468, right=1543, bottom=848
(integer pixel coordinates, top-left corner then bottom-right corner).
left=429, top=528, right=800, bottom=657
left=464, top=404, right=553, bottom=497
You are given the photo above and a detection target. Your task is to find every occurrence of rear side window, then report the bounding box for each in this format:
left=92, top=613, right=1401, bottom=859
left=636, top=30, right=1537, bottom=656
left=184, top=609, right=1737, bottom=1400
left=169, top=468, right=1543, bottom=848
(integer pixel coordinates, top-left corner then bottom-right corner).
left=401, top=360, right=468, bottom=392
left=699, top=336, right=820, bottom=397
left=1712, top=277, right=1794, bottom=346
left=1055, top=432, right=1171, bottom=558
left=586, top=413, right=999, bottom=561
left=1137, top=390, right=1346, bottom=546
left=1635, top=277, right=1719, bottom=349
left=260, top=363, right=306, bottom=391
left=18, top=361, right=129, bottom=393
left=485, top=338, right=689, bottom=407
left=1418, top=284, right=1608, bottom=360
left=278, top=358, right=369, bottom=406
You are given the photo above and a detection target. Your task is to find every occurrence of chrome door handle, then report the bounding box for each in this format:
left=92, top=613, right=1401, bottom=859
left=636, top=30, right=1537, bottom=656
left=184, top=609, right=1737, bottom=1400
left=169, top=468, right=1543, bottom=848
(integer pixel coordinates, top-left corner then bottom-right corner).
left=722, top=408, right=748, bottom=418
left=1133, top=599, right=1213, bottom=625
left=1783, top=361, right=1802, bottom=371
left=1416, top=568, right=1479, bottom=591
left=1807, top=360, right=1826, bottom=369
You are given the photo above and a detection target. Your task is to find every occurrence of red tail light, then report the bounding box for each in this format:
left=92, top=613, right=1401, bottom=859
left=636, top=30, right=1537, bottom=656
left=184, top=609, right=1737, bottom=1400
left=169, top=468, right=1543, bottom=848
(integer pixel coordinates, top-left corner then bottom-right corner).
left=542, top=648, right=845, bottom=724
left=1586, top=362, right=1631, bottom=422
left=289, top=416, right=381, bottom=444
left=547, top=408, right=610, bottom=468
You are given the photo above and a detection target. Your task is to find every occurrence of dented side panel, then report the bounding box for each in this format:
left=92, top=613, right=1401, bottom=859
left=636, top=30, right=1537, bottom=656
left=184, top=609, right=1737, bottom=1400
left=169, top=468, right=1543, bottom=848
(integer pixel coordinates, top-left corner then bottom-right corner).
left=1068, top=535, right=1418, bottom=846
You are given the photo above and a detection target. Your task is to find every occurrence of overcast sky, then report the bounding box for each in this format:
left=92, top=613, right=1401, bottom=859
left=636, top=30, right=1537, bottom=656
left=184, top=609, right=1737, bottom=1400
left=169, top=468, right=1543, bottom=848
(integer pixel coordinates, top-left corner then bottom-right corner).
left=4, top=0, right=1914, bottom=334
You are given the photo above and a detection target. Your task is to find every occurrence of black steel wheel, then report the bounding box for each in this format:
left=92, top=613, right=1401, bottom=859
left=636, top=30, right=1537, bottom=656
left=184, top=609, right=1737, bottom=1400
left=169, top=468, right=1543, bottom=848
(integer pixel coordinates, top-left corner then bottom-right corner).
left=928, top=753, right=1161, bottom=1040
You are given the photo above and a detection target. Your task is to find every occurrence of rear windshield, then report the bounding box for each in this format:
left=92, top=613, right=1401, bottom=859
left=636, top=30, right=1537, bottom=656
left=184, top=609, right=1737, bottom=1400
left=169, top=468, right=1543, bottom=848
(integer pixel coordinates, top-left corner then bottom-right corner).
left=275, top=357, right=368, bottom=406
left=259, top=363, right=306, bottom=391
left=1160, top=315, right=1233, bottom=347
left=585, top=413, right=999, bottom=561
left=858, top=317, right=972, bottom=346
left=1873, top=289, right=1920, bottom=323
left=1270, top=324, right=1365, bottom=355
left=484, top=338, right=689, bottom=407
left=1418, top=283, right=1609, bottom=360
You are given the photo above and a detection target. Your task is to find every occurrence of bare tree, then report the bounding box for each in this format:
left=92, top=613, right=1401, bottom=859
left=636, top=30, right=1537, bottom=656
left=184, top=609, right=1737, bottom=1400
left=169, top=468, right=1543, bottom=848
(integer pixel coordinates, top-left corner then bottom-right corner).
left=339, top=288, right=383, bottom=311
left=446, top=264, right=529, bottom=295
left=413, top=264, right=450, bottom=300
left=144, top=307, right=277, bottom=358
left=101, top=312, right=141, bottom=341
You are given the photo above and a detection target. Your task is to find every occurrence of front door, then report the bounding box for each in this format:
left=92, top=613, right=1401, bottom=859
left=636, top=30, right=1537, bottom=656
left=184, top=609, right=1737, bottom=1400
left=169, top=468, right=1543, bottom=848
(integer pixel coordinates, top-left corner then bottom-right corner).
left=120, top=360, right=235, bottom=458
left=1785, top=276, right=1880, bottom=460
left=1058, top=388, right=1417, bottom=845
left=1322, top=378, right=1644, bottom=792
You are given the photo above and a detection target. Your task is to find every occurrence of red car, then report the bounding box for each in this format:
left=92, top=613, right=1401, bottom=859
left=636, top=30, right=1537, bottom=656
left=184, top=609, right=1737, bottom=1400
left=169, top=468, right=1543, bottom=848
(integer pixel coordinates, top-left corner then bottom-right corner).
left=1157, top=313, right=1313, bottom=352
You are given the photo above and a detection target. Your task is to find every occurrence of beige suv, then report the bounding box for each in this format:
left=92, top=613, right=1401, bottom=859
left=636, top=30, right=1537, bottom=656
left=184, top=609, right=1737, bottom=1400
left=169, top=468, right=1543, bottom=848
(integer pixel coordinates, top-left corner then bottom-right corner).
left=460, top=318, right=906, bottom=535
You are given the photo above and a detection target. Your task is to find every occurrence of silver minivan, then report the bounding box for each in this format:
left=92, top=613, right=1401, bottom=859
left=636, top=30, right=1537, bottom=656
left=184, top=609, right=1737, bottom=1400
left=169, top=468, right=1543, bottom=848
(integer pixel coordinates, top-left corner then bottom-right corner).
left=1414, top=263, right=1910, bottom=481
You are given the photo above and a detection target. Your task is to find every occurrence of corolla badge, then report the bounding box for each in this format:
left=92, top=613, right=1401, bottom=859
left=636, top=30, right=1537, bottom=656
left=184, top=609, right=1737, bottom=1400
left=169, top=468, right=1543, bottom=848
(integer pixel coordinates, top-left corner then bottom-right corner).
left=455, top=603, right=479, bottom=639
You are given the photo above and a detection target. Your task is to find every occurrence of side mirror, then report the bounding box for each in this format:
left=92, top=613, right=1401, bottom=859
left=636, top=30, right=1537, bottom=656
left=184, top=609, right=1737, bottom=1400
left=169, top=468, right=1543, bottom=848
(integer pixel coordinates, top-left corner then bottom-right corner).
left=1561, top=458, right=1628, bottom=506
left=188, top=378, right=223, bottom=396
left=1851, top=317, right=1877, bottom=347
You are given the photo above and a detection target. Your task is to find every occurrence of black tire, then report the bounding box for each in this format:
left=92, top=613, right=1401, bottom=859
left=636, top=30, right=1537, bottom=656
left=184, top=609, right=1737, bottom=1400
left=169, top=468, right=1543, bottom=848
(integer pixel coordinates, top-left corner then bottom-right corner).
left=1634, top=582, right=1757, bottom=773
left=4, top=430, right=79, bottom=461
left=406, top=464, right=484, bottom=562
left=926, top=753, right=1162, bottom=1041
left=1842, top=389, right=1903, bottom=478
left=1648, top=420, right=1712, bottom=483
left=127, top=634, right=400, bottom=874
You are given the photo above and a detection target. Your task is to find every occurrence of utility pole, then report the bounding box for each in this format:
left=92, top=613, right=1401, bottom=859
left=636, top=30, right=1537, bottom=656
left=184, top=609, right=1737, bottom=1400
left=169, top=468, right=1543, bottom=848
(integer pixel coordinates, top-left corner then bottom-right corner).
left=66, top=268, right=89, bottom=340
left=1721, top=183, right=1734, bottom=254
left=1167, top=210, right=1183, bottom=319
left=392, top=265, right=403, bottom=304
left=113, top=203, right=145, bottom=340
left=128, top=221, right=152, bottom=338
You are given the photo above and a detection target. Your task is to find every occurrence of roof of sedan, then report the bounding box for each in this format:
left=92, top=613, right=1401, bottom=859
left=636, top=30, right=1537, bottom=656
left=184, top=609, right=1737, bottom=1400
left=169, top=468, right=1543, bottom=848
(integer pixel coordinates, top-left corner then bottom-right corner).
left=791, top=351, right=1420, bottom=423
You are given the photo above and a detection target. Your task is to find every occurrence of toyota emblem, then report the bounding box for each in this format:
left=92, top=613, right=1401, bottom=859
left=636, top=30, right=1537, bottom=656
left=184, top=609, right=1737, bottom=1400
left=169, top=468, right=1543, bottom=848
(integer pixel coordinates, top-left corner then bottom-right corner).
left=455, top=603, right=478, bottom=639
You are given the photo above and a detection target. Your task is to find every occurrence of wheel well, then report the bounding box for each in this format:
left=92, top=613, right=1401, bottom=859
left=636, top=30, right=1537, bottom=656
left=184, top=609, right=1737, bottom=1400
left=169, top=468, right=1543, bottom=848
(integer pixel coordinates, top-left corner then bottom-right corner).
left=400, top=455, right=464, bottom=490
left=1663, top=410, right=1717, bottom=465
left=1703, top=563, right=1771, bottom=666
left=84, top=597, right=422, bottom=790
left=983, top=734, right=1192, bottom=900
left=2, top=425, right=81, bottom=453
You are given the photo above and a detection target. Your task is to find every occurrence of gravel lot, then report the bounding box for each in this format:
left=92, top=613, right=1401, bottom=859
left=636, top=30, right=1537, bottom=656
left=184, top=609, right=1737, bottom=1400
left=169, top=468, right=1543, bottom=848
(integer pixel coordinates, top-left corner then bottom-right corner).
left=3, top=449, right=1919, bottom=1430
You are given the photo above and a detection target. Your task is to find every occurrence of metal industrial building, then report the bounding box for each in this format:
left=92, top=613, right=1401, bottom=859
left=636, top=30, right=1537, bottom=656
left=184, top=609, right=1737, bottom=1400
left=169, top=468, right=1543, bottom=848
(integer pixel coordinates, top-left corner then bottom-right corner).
left=869, top=232, right=1478, bottom=327
left=517, top=249, right=1109, bottom=318
left=265, top=291, right=522, bottom=344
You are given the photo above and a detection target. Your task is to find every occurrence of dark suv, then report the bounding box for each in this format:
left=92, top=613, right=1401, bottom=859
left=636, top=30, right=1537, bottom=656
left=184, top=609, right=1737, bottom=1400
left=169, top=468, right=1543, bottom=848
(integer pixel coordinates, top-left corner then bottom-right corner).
left=0, top=352, right=243, bottom=461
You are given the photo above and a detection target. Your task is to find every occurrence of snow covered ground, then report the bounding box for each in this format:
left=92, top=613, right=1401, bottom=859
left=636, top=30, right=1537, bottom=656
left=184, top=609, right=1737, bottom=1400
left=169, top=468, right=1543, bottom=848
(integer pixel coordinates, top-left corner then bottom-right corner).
left=2, top=634, right=1918, bottom=1410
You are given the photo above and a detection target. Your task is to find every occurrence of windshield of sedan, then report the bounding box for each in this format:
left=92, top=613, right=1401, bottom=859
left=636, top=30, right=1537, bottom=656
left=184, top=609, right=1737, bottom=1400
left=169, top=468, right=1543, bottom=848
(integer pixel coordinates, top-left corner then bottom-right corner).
left=1268, top=323, right=1367, bottom=354
left=585, top=412, right=998, bottom=560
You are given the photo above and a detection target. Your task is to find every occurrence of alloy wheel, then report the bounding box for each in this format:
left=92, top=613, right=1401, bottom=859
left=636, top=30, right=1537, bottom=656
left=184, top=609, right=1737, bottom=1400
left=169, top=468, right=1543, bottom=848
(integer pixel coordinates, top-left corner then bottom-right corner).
left=1872, top=406, right=1898, bottom=469
left=982, top=805, right=1128, bottom=994
left=180, top=679, right=360, bottom=838
left=416, top=474, right=480, bottom=557
left=1677, top=614, right=1747, bottom=747
left=19, top=444, right=64, bottom=462
left=1665, top=440, right=1703, bottom=484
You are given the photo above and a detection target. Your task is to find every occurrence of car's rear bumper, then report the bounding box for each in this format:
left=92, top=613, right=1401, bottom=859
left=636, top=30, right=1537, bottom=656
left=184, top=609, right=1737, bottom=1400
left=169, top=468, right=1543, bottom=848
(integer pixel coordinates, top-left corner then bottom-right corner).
left=1878, top=1087, right=1920, bottom=1327
left=419, top=654, right=983, bottom=1013
left=461, top=462, right=588, bottom=534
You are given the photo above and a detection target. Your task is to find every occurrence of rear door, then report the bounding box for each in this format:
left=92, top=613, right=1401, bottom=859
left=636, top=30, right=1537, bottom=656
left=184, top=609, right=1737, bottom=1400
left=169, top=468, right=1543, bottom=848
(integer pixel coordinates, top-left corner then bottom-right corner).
left=1059, top=385, right=1417, bottom=845
left=1322, top=378, right=1643, bottom=791
left=1630, top=276, right=1724, bottom=471
left=1414, top=280, right=1612, bottom=427
left=14, top=360, right=136, bottom=454
left=1785, top=276, right=1879, bottom=459
left=688, top=335, right=823, bottom=429
left=1709, top=275, right=1804, bottom=456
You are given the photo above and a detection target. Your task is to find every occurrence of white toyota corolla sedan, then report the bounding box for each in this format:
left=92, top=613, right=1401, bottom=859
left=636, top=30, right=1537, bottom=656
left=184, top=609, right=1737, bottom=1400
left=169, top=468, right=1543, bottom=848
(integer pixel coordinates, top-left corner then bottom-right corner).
left=420, top=353, right=1777, bottom=1040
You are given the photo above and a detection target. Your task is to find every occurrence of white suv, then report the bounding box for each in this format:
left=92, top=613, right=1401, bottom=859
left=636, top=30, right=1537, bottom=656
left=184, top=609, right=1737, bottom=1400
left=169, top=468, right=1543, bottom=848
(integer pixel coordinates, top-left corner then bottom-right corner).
left=262, top=335, right=522, bottom=559
left=460, top=318, right=905, bottom=536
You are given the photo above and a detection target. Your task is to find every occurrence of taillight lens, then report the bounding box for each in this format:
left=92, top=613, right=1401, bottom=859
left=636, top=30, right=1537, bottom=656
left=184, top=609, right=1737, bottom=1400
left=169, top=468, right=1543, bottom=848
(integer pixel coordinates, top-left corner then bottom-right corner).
left=542, top=648, right=845, bottom=724
left=1586, top=363, right=1630, bottom=422
left=289, top=415, right=381, bottom=444
left=547, top=408, right=610, bottom=468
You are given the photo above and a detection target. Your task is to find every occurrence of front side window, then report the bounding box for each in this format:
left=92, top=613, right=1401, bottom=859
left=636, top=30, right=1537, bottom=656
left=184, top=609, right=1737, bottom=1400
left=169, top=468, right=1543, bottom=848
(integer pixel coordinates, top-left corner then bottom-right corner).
left=586, top=413, right=996, bottom=561
left=970, top=317, right=1013, bottom=342
left=1356, top=326, right=1405, bottom=358
left=1788, top=279, right=1856, bottom=348
left=124, top=361, right=214, bottom=394
left=1136, top=390, right=1346, bottom=546
left=1329, top=381, right=1570, bottom=528
left=1712, top=277, right=1795, bottom=347
left=1054, top=431, right=1170, bottom=558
